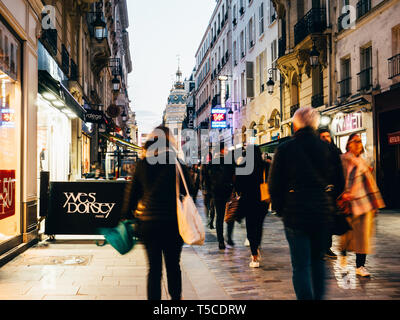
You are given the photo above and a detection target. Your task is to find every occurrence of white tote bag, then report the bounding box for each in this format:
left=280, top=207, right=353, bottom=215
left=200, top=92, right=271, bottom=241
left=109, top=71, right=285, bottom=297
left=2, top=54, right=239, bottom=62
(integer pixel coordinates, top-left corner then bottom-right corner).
left=176, top=161, right=205, bottom=246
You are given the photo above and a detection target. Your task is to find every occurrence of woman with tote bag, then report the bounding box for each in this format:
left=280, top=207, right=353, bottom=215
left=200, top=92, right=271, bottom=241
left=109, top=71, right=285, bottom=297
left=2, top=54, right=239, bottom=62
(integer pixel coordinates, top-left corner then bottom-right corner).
left=122, top=125, right=194, bottom=300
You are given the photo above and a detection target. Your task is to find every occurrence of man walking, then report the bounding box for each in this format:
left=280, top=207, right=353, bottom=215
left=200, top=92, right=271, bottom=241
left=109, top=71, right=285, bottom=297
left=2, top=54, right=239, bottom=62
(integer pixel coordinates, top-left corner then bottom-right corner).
left=268, top=107, right=345, bottom=300
left=318, top=128, right=343, bottom=260
left=206, top=142, right=235, bottom=249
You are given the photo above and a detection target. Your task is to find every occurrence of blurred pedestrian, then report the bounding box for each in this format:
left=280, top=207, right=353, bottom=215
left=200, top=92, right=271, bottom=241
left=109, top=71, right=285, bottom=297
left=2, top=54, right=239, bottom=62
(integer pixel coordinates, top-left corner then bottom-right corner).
left=201, top=153, right=215, bottom=229
left=235, top=144, right=269, bottom=268
left=207, top=142, right=235, bottom=249
left=268, top=107, right=345, bottom=300
left=121, top=125, right=194, bottom=300
left=190, top=164, right=201, bottom=203
left=318, top=128, right=343, bottom=260
left=339, top=133, right=385, bottom=277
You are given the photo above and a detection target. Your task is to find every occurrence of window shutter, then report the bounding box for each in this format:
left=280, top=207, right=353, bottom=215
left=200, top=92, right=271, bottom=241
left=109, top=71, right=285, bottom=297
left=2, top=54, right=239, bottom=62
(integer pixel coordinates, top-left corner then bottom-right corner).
left=246, top=61, right=254, bottom=98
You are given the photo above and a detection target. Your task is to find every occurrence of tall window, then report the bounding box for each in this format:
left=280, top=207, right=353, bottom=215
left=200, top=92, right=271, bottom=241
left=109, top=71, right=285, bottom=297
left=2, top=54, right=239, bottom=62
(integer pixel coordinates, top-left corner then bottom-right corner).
left=271, top=39, right=277, bottom=81
left=339, top=57, right=351, bottom=98
left=249, top=18, right=254, bottom=48
left=233, top=41, right=237, bottom=64
left=259, top=2, right=264, bottom=36
left=270, top=0, right=276, bottom=23
left=359, top=46, right=372, bottom=91
left=240, top=31, right=245, bottom=58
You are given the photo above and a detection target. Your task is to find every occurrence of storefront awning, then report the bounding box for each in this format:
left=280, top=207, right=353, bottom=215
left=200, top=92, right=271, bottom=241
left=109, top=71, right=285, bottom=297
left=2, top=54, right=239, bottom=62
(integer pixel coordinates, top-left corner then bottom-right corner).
left=321, top=97, right=370, bottom=115
left=38, top=70, right=87, bottom=121
left=100, top=133, right=142, bottom=151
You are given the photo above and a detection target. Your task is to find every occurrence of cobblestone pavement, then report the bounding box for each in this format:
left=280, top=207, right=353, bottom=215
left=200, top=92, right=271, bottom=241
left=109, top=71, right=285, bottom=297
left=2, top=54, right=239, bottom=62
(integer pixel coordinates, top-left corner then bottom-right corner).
left=194, top=195, right=400, bottom=300
left=0, top=192, right=399, bottom=300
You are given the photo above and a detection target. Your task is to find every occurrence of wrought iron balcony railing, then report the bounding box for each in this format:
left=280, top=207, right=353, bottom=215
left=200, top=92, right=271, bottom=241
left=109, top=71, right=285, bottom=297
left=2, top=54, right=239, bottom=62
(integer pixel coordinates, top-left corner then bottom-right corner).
left=311, top=94, right=324, bottom=108
left=388, top=53, right=400, bottom=79
left=357, top=67, right=372, bottom=91
left=294, top=8, right=327, bottom=46
left=338, top=77, right=352, bottom=99
left=290, top=104, right=300, bottom=118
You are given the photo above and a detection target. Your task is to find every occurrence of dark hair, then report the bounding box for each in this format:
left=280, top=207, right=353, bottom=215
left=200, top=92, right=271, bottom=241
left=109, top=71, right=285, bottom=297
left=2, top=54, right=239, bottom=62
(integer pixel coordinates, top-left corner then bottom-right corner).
left=318, top=128, right=331, bottom=136
left=144, top=125, right=174, bottom=151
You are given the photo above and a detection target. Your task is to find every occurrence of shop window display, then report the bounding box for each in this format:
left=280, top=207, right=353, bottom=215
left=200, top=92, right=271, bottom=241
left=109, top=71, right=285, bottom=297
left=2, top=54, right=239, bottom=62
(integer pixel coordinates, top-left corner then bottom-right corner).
left=0, top=19, right=21, bottom=244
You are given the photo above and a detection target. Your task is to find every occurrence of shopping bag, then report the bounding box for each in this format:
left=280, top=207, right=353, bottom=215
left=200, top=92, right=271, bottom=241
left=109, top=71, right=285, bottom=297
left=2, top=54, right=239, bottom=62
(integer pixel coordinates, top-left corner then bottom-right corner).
left=260, top=168, right=271, bottom=202
left=176, top=161, right=205, bottom=245
left=224, top=192, right=244, bottom=223
left=97, top=220, right=138, bottom=255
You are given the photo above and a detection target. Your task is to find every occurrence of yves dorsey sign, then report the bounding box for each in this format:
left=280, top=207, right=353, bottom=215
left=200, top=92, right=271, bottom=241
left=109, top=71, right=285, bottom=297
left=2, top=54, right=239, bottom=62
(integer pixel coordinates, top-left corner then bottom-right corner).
left=46, top=181, right=127, bottom=235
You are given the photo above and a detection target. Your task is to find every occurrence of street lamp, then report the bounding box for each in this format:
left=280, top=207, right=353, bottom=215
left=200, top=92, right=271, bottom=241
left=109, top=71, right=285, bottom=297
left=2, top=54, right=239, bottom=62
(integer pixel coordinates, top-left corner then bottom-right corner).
left=310, top=39, right=320, bottom=68
left=92, top=13, right=107, bottom=42
left=112, top=75, right=120, bottom=93
left=121, top=109, right=127, bottom=122
left=266, top=68, right=278, bottom=95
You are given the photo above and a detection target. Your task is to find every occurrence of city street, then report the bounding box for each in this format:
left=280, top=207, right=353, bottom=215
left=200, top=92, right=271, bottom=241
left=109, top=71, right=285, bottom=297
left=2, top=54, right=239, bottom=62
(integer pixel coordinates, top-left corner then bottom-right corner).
left=0, top=193, right=399, bottom=301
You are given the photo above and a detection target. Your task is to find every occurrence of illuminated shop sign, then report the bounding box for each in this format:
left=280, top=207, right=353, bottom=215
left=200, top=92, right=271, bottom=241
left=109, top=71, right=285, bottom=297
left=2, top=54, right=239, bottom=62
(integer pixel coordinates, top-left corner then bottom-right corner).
left=332, top=111, right=363, bottom=135
left=388, top=131, right=400, bottom=146
left=0, top=170, right=16, bottom=220
left=0, top=108, right=15, bottom=128
left=211, top=107, right=227, bottom=129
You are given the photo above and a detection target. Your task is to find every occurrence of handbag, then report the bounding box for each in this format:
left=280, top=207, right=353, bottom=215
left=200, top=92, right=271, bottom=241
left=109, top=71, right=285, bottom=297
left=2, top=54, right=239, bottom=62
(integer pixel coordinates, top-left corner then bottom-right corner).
left=260, top=168, right=271, bottom=203
left=332, top=192, right=352, bottom=235
left=224, top=191, right=243, bottom=223
left=97, top=219, right=138, bottom=255
left=176, top=160, right=205, bottom=246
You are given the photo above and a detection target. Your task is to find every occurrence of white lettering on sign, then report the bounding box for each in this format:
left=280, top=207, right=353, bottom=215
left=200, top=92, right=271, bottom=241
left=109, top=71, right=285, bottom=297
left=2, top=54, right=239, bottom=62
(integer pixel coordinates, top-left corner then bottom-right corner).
left=63, top=192, right=116, bottom=218
left=388, top=131, right=400, bottom=145
left=0, top=171, right=16, bottom=219
left=333, top=112, right=363, bottom=135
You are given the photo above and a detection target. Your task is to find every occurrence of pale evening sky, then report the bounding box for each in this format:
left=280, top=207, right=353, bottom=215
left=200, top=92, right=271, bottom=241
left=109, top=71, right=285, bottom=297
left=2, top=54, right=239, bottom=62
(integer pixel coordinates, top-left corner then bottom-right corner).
left=126, top=0, right=217, bottom=138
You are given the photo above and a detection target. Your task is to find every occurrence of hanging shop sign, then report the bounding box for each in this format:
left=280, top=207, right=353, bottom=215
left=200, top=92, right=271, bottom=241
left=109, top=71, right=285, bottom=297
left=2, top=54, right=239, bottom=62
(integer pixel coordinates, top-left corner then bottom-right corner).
left=388, top=131, right=400, bottom=146
left=45, top=181, right=128, bottom=235
left=84, top=109, right=104, bottom=123
left=0, top=170, right=16, bottom=220
left=332, top=111, right=363, bottom=135
left=211, top=107, right=227, bottom=129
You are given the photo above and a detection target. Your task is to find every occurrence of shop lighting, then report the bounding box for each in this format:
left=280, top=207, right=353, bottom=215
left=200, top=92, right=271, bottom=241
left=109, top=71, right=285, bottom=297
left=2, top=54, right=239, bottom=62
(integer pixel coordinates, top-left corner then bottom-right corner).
left=320, top=115, right=331, bottom=126
left=42, top=92, right=57, bottom=101
left=310, top=39, right=320, bottom=68
left=52, top=100, right=65, bottom=108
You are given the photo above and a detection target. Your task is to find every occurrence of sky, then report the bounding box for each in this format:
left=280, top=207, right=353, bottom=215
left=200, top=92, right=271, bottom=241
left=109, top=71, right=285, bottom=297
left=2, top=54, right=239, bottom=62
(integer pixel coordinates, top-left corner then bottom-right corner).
left=126, top=0, right=217, bottom=137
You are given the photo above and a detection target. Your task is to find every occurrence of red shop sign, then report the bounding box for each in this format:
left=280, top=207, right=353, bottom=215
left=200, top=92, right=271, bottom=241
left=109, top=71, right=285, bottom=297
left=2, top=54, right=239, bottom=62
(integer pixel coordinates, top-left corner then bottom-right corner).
left=388, top=131, right=400, bottom=146
left=0, top=170, right=16, bottom=220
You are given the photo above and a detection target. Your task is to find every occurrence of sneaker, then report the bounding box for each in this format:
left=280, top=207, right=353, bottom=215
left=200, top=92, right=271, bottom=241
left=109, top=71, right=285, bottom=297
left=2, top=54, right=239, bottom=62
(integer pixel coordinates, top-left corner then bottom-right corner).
left=249, top=256, right=260, bottom=268
left=244, top=239, right=250, bottom=246
left=339, top=255, right=347, bottom=268
left=227, top=239, right=235, bottom=246
left=356, top=266, right=370, bottom=277
left=325, top=249, right=337, bottom=259
left=218, top=242, right=226, bottom=250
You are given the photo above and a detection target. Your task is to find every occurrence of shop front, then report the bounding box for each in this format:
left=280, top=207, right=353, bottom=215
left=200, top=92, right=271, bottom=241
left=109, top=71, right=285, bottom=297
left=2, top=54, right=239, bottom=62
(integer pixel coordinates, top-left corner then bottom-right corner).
left=0, top=17, right=21, bottom=248
left=374, top=85, right=400, bottom=209
left=322, top=99, right=374, bottom=169
left=37, top=42, right=86, bottom=183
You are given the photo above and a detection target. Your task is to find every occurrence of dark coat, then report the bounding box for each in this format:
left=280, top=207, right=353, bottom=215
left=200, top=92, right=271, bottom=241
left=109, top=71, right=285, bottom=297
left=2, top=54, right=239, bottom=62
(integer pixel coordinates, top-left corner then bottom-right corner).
left=122, top=151, right=194, bottom=222
left=268, top=127, right=345, bottom=231
left=203, top=154, right=235, bottom=201
left=235, top=160, right=269, bottom=216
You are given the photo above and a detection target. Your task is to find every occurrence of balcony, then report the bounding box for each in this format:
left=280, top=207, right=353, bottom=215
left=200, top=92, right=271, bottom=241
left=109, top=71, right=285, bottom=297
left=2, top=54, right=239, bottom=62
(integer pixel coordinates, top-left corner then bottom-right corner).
left=388, top=53, right=400, bottom=79
left=357, top=0, right=371, bottom=19
left=294, top=8, right=327, bottom=46
left=311, top=94, right=324, bottom=108
left=357, top=67, right=372, bottom=91
left=290, top=104, right=300, bottom=118
left=338, top=77, right=352, bottom=99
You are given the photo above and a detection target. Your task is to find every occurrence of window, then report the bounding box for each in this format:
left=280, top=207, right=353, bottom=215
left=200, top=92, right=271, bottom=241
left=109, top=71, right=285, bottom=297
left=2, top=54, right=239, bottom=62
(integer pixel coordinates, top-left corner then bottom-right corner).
left=240, top=31, right=245, bottom=58
left=259, top=3, right=264, bottom=36
left=270, top=1, right=276, bottom=24
left=233, top=41, right=237, bottom=64
left=248, top=18, right=254, bottom=48
left=312, top=65, right=324, bottom=107
left=271, top=39, right=277, bottom=81
left=358, top=46, right=372, bottom=91
left=339, top=58, right=351, bottom=98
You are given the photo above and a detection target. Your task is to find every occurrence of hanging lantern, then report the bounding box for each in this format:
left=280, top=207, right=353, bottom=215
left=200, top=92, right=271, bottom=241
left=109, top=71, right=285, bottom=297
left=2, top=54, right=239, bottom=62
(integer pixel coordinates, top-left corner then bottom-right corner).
left=92, top=13, right=107, bottom=42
